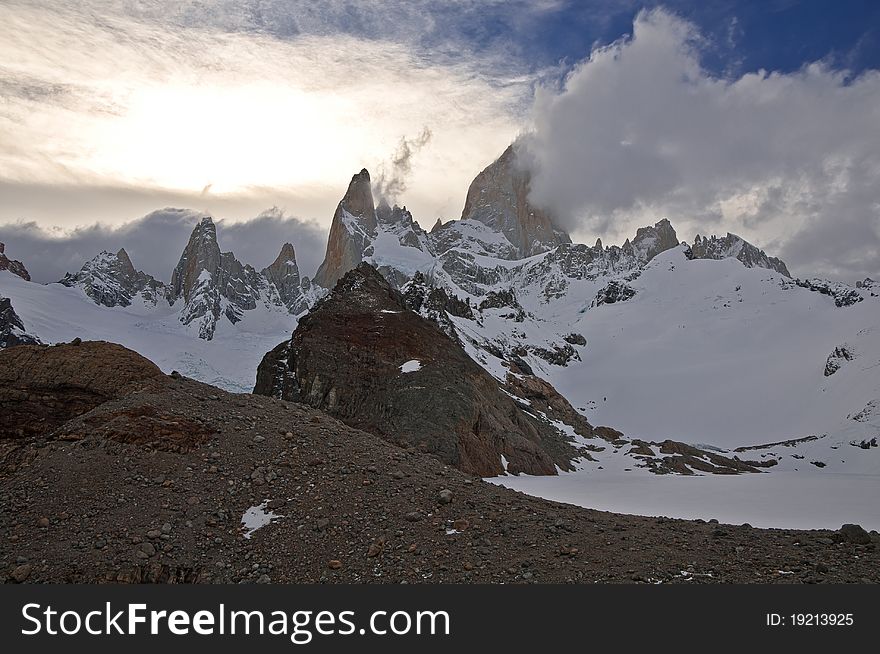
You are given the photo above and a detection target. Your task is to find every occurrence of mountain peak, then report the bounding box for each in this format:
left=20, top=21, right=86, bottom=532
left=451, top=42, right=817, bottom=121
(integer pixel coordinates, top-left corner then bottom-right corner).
left=460, top=143, right=571, bottom=258
left=313, top=168, right=380, bottom=289
left=60, top=248, right=166, bottom=308
left=262, top=242, right=306, bottom=315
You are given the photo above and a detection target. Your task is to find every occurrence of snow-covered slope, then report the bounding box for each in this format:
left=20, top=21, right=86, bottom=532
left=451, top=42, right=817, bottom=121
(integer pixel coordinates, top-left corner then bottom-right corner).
left=0, top=270, right=294, bottom=392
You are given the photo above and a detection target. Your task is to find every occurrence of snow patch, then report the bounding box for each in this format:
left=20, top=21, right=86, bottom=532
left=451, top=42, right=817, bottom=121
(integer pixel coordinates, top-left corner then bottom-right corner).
left=399, top=359, right=422, bottom=373
left=241, top=501, right=282, bottom=539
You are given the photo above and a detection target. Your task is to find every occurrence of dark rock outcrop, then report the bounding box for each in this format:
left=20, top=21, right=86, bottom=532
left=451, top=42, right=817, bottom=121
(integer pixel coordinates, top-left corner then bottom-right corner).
left=0, top=297, right=40, bottom=349
left=0, top=341, right=164, bottom=441
left=0, top=243, right=30, bottom=281
left=824, top=345, right=854, bottom=376
left=687, top=233, right=790, bottom=277
left=255, top=263, right=579, bottom=476
left=794, top=278, right=863, bottom=308
left=594, top=280, right=636, bottom=306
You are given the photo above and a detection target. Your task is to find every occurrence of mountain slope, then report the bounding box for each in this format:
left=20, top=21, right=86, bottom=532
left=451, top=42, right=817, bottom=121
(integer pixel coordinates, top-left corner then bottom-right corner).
left=255, top=263, right=582, bottom=476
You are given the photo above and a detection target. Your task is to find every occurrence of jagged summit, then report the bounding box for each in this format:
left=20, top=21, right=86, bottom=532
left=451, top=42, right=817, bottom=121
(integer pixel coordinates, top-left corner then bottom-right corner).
left=313, top=169, right=379, bottom=289
left=314, top=168, right=432, bottom=289
left=459, top=143, right=571, bottom=257
left=261, top=242, right=308, bottom=315
left=170, top=216, right=309, bottom=339
left=60, top=248, right=168, bottom=308
left=0, top=242, right=30, bottom=282
left=688, top=232, right=791, bottom=277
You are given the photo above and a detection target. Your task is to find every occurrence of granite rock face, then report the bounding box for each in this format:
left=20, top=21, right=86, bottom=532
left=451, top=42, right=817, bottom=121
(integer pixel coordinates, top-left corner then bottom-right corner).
left=459, top=144, right=571, bottom=258
left=255, top=263, right=579, bottom=476
left=313, top=169, right=378, bottom=289
left=170, top=217, right=307, bottom=339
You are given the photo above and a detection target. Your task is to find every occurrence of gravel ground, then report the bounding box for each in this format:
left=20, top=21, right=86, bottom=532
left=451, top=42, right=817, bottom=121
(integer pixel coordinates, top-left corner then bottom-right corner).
left=2, top=374, right=878, bottom=584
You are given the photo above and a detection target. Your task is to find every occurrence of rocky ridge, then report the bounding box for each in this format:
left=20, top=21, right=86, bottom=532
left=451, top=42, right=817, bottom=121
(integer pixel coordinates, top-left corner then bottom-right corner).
left=61, top=248, right=169, bottom=308
left=168, top=216, right=309, bottom=339
left=255, top=264, right=581, bottom=476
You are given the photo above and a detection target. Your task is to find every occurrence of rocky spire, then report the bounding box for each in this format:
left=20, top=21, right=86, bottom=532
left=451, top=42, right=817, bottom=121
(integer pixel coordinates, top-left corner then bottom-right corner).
left=0, top=243, right=31, bottom=282
left=170, top=216, right=264, bottom=339
left=313, top=169, right=379, bottom=289
left=261, top=242, right=306, bottom=314
left=460, top=144, right=571, bottom=258
left=171, top=216, right=222, bottom=305
left=630, top=219, right=680, bottom=263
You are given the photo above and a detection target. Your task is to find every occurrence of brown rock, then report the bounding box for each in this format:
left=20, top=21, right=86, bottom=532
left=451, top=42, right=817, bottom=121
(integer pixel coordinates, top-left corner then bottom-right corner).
left=11, top=564, right=32, bottom=583
left=254, top=264, right=576, bottom=476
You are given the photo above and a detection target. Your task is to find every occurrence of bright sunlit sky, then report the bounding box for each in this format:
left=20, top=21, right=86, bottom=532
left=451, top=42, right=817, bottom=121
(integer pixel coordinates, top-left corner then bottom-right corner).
left=1, top=1, right=879, bottom=281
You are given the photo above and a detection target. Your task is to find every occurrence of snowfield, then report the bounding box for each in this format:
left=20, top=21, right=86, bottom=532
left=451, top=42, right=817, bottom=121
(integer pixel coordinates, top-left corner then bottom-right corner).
left=491, top=469, right=880, bottom=531
left=1, top=270, right=294, bottom=392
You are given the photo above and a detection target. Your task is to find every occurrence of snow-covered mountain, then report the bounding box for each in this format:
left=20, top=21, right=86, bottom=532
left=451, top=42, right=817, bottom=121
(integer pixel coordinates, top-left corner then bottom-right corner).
left=2, top=144, right=878, bottom=513
left=60, top=248, right=169, bottom=308
left=0, top=220, right=313, bottom=390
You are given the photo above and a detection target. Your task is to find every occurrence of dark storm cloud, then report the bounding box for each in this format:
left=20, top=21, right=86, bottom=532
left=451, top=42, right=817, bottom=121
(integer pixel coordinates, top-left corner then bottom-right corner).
left=0, top=208, right=327, bottom=284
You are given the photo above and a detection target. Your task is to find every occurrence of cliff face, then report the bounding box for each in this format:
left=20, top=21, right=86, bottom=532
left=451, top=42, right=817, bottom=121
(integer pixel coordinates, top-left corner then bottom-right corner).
left=261, top=242, right=307, bottom=315
left=255, top=263, right=580, bottom=476
left=460, top=144, right=571, bottom=258
left=313, top=169, right=378, bottom=289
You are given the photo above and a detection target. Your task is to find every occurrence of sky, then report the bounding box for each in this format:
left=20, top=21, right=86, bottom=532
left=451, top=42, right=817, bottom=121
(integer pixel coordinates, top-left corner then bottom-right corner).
left=1, top=0, right=879, bottom=281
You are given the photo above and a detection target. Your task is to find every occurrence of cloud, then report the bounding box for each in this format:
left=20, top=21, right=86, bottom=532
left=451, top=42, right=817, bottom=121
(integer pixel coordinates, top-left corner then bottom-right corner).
left=373, top=127, right=433, bottom=204
left=0, top=1, right=533, bottom=231
left=0, top=208, right=327, bottom=284
left=522, top=8, right=880, bottom=280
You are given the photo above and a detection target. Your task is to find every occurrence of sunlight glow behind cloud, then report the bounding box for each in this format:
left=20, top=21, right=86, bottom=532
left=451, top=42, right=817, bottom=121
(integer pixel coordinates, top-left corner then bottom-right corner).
left=0, top=1, right=528, bottom=225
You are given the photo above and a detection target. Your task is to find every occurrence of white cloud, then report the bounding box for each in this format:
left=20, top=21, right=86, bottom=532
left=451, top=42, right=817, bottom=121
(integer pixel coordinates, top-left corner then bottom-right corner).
left=523, top=8, right=880, bottom=280
left=0, top=1, right=531, bottom=229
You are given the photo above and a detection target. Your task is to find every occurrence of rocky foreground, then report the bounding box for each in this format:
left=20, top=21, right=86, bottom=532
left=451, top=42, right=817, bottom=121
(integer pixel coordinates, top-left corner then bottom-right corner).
left=1, top=342, right=878, bottom=584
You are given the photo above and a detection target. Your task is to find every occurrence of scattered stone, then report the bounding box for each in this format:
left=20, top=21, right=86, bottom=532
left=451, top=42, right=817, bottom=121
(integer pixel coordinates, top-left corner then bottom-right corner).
left=11, top=564, right=32, bottom=583
left=453, top=518, right=470, bottom=531
left=438, top=489, right=453, bottom=505
left=367, top=538, right=385, bottom=558
left=404, top=511, right=422, bottom=522
left=328, top=560, right=342, bottom=570
left=37, top=517, right=50, bottom=528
